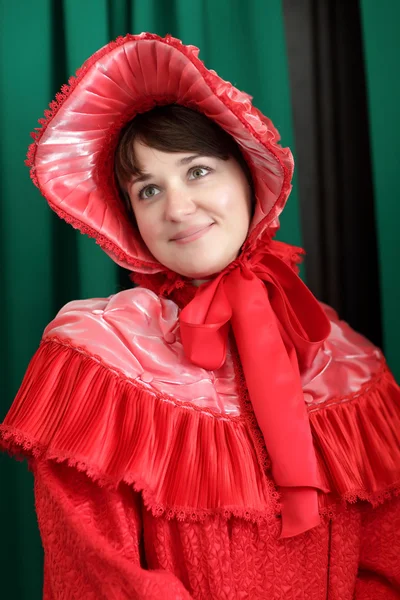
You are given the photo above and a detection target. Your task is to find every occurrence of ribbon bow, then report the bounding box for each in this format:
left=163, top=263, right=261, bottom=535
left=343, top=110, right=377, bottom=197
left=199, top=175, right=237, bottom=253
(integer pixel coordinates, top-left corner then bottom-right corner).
left=179, top=249, right=331, bottom=538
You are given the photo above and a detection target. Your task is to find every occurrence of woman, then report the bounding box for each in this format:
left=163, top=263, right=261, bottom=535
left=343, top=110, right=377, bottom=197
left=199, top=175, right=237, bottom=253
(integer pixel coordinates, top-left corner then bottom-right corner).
left=1, top=33, right=399, bottom=599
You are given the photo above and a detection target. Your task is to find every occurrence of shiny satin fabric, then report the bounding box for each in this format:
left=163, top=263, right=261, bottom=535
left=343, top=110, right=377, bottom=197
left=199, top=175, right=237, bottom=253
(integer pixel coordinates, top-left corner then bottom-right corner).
left=44, top=287, right=385, bottom=418
left=179, top=250, right=332, bottom=536
left=31, top=33, right=293, bottom=274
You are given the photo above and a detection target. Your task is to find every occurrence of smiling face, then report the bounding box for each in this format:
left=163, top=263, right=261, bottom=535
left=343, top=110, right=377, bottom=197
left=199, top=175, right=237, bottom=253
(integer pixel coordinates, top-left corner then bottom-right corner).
left=126, top=141, right=253, bottom=278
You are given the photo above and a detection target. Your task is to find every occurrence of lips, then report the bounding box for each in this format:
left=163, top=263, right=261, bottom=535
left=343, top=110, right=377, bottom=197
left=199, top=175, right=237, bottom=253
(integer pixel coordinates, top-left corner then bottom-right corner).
left=170, top=223, right=213, bottom=241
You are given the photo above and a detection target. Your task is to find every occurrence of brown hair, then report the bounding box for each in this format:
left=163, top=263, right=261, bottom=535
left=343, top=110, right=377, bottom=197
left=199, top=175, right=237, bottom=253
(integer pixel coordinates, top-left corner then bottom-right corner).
left=114, top=104, right=254, bottom=215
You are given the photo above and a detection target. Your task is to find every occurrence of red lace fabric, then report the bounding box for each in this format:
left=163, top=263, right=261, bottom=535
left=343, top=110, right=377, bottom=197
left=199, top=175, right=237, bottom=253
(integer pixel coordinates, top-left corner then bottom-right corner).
left=1, top=282, right=399, bottom=597
left=1, top=242, right=400, bottom=597
left=34, top=461, right=192, bottom=600
left=33, top=459, right=400, bottom=599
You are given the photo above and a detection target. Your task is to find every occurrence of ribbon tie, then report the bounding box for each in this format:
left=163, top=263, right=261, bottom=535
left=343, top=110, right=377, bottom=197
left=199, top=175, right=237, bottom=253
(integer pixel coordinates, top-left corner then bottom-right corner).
left=179, top=248, right=331, bottom=538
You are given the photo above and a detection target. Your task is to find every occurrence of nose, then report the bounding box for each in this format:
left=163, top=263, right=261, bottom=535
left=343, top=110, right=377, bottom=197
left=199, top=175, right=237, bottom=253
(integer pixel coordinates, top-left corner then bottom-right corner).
left=164, top=185, right=196, bottom=222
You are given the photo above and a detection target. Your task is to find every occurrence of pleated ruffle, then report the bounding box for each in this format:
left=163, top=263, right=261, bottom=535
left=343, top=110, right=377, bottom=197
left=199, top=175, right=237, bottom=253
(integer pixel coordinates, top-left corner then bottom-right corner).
left=310, top=364, right=400, bottom=514
left=1, top=337, right=399, bottom=523
left=0, top=338, right=278, bottom=522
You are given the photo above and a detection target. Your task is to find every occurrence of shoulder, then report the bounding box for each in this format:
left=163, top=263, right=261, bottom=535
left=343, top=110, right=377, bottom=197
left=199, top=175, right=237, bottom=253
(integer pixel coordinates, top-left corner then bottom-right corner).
left=303, top=302, right=387, bottom=408
left=41, top=288, right=233, bottom=410
left=46, top=286, right=178, bottom=335
left=1, top=289, right=274, bottom=524
left=42, top=287, right=180, bottom=381
left=305, top=303, right=400, bottom=514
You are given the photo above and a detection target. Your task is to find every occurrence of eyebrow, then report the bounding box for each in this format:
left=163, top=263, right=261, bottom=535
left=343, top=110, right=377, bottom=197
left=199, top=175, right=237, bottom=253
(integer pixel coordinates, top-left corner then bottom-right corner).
left=131, top=154, right=203, bottom=184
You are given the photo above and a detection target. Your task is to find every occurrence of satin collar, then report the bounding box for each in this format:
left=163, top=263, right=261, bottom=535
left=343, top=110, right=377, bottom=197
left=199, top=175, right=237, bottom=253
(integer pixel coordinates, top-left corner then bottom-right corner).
left=132, top=245, right=331, bottom=537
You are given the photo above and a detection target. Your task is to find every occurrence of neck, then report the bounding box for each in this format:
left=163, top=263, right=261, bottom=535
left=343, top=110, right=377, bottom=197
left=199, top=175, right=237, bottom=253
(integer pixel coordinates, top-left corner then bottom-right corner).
left=192, top=279, right=208, bottom=287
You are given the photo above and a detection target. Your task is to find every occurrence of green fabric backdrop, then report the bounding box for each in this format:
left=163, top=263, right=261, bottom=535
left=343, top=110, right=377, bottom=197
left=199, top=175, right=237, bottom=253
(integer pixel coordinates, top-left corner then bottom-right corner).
left=359, top=0, right=400, bottom=381
left=0, top=1, right=397, bottom=597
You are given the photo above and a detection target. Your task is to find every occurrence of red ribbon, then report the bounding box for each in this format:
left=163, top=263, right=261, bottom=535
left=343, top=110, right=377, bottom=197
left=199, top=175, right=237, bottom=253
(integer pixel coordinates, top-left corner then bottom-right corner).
left=179, top=249, right=331, bottom=538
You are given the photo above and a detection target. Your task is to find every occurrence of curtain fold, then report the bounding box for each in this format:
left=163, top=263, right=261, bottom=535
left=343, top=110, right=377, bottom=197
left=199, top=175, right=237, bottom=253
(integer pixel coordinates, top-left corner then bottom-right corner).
left=282, top=0, right=383, bottom=349
left=359, top=0, right=400, bottom=380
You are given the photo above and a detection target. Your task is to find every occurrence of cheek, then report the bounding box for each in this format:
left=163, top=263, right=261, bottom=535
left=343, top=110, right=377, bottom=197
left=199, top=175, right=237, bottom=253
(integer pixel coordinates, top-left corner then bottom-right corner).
left=134, top=210, right=160, bottom=251
left=217, top=185, right=252, bottom=226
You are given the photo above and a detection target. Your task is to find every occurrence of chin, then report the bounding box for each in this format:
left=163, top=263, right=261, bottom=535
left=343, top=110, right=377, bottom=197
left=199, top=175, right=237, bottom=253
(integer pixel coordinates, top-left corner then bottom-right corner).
left=173, top=260, right=231, bottom=280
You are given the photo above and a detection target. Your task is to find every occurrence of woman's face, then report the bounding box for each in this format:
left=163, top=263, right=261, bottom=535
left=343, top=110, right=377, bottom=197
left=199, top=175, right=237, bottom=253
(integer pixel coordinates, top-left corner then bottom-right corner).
left=127, top=141, right=253, bottom=279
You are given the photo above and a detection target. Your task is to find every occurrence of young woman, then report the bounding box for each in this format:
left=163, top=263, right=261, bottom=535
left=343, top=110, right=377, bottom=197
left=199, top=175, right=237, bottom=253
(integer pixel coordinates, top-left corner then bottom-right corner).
left=1, top=33, right=399, bottom=600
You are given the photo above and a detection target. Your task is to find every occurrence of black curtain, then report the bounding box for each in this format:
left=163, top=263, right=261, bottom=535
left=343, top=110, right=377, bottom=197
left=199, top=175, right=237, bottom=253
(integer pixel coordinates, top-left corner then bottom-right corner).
left=282, top=0, right=382, bottom=347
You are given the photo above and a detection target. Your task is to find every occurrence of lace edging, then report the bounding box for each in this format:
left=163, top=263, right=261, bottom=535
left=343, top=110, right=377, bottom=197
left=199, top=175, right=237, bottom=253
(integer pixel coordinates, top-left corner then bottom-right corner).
left=0, top=337, right=278, bottom=523
left=310, top=365, right=400, bottom=512
left=2, top=335, right=399, bottom=524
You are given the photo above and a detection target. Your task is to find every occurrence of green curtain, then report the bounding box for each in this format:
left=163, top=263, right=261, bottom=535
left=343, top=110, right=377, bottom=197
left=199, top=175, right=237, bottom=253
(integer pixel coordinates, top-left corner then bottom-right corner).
left=0, top=1, right=299, bottom=597
left=360, top=0, right=400, bottom=380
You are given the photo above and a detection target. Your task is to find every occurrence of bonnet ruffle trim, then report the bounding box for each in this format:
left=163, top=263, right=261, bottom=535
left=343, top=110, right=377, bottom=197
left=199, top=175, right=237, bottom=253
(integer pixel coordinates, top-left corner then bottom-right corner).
left=1, top=337, right=399, bottom=524
left=130, top=237, right=305, bottom=309
left=25, top=33, right=294, bottom=274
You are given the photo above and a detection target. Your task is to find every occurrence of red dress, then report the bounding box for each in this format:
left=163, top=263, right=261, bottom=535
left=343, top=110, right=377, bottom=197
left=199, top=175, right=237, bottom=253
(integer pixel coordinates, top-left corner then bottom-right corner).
left=1, top=279, right=400, bottom=599
left=1, top=33, right=399, bottom=599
